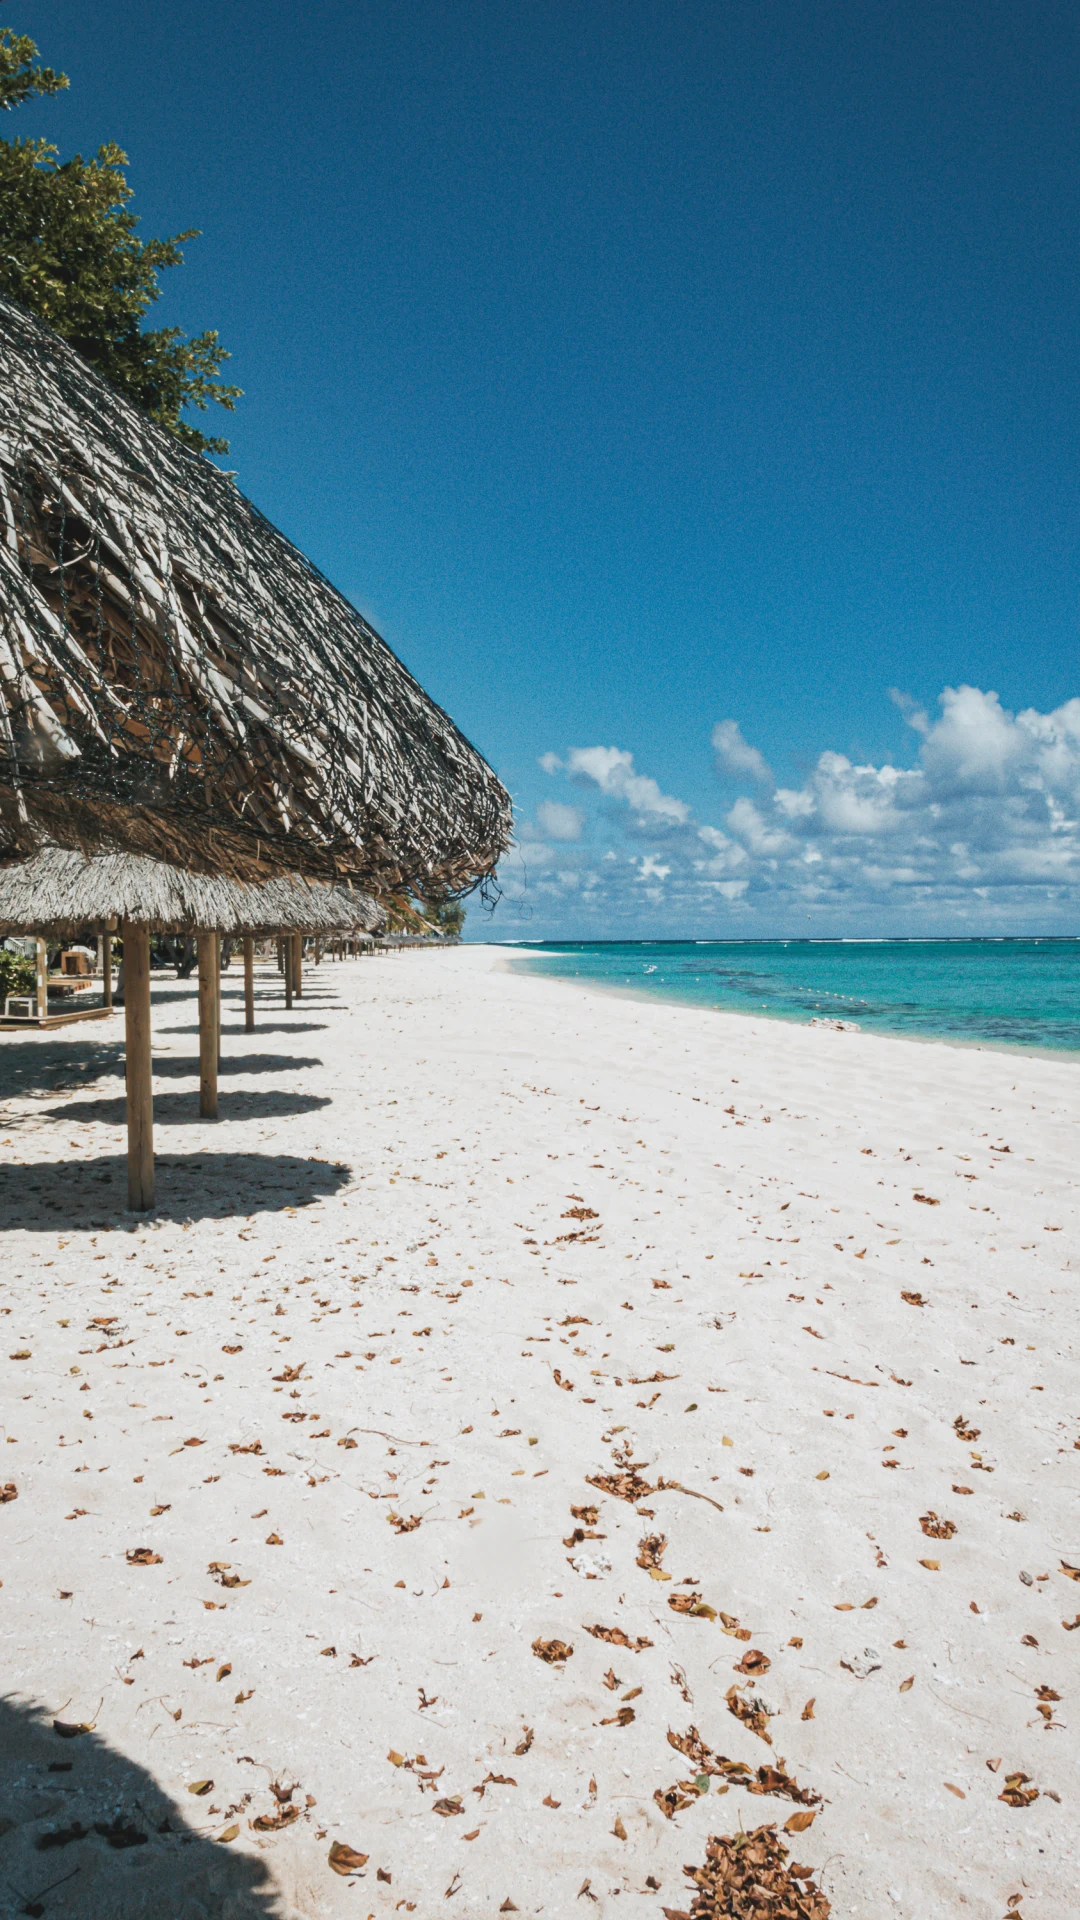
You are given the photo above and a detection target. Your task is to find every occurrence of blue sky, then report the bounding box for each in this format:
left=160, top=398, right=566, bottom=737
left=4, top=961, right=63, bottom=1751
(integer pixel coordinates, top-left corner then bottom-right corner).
left=14, top=1, right=1080, bottom=935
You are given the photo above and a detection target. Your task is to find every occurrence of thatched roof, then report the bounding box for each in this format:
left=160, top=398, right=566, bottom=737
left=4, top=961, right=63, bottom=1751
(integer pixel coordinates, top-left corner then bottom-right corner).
left=0, top=845, right=384, bottom=937
left=0, top=295, right=512, bottom=890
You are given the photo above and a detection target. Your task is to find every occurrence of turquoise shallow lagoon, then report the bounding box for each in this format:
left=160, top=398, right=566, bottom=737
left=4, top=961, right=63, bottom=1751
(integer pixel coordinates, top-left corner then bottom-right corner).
left=499, top=939, right=1080, bottom=1053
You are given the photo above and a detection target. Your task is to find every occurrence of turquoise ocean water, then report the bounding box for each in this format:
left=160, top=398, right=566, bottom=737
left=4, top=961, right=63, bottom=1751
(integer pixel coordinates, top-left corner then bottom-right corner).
left=500, top=940, right=1080, bottom=1054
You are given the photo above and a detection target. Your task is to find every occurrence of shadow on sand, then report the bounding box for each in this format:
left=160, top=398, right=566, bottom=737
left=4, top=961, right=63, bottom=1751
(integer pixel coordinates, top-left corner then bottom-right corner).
left=0, top=1151, right=351, bottom=1230
left=164, top=1023, right=329, bottom=1038
left=0, top=1695, right=283, bottom=1918
left=0, top=1036, right=124, bottom=1103
left=37, top=1091, right=332, bottom=1128
left=142, top=1054, right=324, bottom=1081
left=0, top=1041, right=325, bottom=1106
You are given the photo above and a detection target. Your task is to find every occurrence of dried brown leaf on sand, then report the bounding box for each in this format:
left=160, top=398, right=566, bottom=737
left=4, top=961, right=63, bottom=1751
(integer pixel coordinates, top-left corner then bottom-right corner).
left=654, top=1781, right=700, bottom=1820
left=571, top=1505, right=600, bottom=1525
left=252, top=1806, right=299, bottom=1831
left=726, top=1686, right=773, bottom=1745
left=719, top=1611, right=752, bottom=1642
left=126, top=1548, right=162, bottom=1566
left=587, top=1467, right=655, bottom=1503
left=999, top=1773, right=1039, bottom=1808
left=513, top=1726, right=534, bottom=1755
left=784, top=1809, right=817, bottom=1834
left=732, top=1649, right=770, bottom=1676
left=669, top=1592, right=717, bottom=1621
left=328, top=1841, right=368, bottom=1875
left=388, top=1512, right=421, bottom=1534
left=532, top=1637, right=573, bottom=1664
left=919, top=1512, right=957, bottom=1540
left=667, top=1729, right=820, bottom=1804
left=584, top=1625, right=653, bottom=1651
left=636, top=1534, right=667, bottom=1571
left=677, top=1822, right=830, bottom=1919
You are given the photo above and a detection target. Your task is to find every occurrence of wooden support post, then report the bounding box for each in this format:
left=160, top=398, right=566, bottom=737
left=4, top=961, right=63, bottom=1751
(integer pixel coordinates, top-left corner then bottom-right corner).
left=283, top=930, right=293, bottom=1009
left=243, top=935, right=255, bottom=1032
left=215, top=932, right=222, bottom=1068
left=123, top=922, right=154, bottom=1211
left=35, top=936, right=47, bottom=1021
left=293, top=933, right=303, bottom=999
left=198, top=933, right=219, bottom=1119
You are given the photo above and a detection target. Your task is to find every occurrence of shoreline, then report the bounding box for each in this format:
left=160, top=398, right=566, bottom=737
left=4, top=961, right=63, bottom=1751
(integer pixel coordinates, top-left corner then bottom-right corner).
left=492, top=944, right=1080, bottom=1063
left=1, top=944, right=1076, bottom=1917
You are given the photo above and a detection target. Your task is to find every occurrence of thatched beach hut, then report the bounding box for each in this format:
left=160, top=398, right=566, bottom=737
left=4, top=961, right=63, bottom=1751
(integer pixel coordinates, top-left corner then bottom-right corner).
left=0, top=294, right=511, bottom=894
left=0, top=845, right=381, bottom=945
left=0, top=294, right=511, bottom=1206
left=0, top=845, right=386, bottom=1200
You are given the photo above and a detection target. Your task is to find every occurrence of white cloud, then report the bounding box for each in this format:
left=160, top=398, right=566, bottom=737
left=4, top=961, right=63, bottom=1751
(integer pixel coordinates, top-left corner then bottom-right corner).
left=695, top=824, right=748, bottom=875
left=536, top=800, right=585, bottom=841
left=725, top=796, right=793, bottom=855
left=919, top=685, right=1024, bottom=794
left=538, top=751, right=563, bottom=775
left=889, top=687, right=930, bottom=736
left=564, top=746, right=691, bottom=825
left=712, top=719, right=772, bottom=783
left=498, top=688, right=1080, bottom=933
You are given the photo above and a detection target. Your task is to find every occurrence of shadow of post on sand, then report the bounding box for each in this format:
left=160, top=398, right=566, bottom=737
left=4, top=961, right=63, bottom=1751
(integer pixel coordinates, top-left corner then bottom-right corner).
left=0, top=1152, right=352, bottom=1231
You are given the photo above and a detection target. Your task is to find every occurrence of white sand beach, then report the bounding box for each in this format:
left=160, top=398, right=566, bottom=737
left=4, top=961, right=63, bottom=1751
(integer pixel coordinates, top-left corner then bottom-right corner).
left=1, top=944, right=1077, bottom=1919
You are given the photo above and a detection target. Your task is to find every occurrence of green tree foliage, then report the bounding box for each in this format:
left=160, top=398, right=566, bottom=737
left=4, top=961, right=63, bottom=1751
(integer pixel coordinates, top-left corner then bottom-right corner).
left=0, top=945, right=36, bottom=999
left=422, top=894, right=466, bottom=938
left=382, top=891, right=466, bottom=938
left=0, top=24, right=240, bottom=452
left=0, top=24, right=68, bottom=110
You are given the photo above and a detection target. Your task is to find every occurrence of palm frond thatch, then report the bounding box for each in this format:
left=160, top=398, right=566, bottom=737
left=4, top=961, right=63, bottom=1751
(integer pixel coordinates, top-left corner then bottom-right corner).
left=0, top=844, right=384, bottom=937
left=0, top=295, right=512, bottom=889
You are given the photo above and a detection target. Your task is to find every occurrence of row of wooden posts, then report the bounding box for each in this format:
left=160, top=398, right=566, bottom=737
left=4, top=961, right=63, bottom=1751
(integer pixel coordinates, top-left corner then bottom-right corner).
left=124, top=928, right=307, bottom=1214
